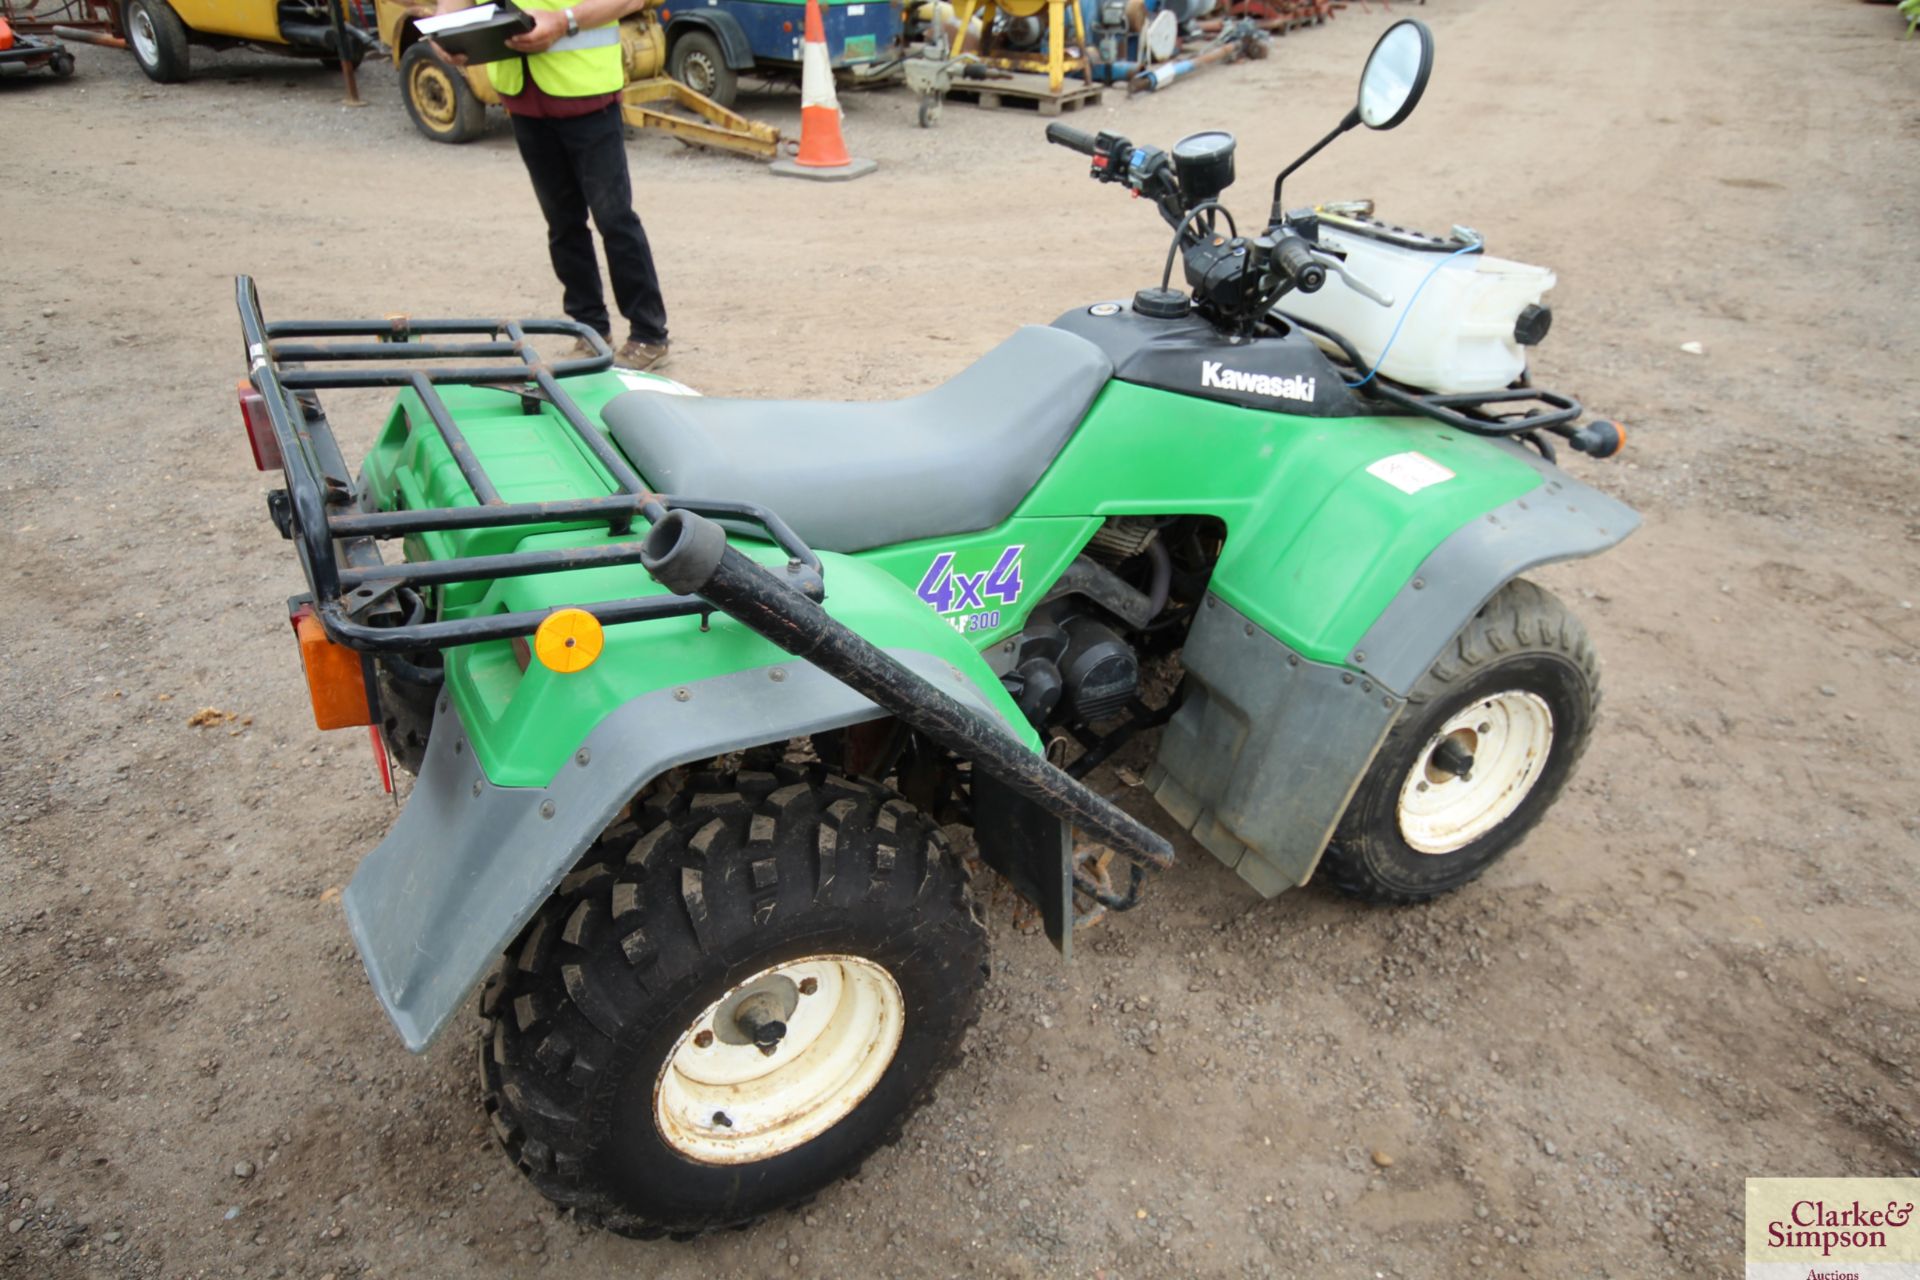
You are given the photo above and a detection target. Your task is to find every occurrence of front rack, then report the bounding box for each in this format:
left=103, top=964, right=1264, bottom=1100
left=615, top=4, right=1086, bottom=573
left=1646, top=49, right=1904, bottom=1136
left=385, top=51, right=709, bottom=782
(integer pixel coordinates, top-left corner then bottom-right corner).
left=1278, top=310, right=1585, bottom=440
left=237, top=275, right=825, bottom=655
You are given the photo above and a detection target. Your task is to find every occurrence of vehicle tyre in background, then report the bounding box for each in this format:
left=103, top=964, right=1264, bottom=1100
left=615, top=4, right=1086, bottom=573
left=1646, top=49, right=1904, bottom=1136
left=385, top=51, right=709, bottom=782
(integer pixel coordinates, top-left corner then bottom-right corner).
left=480, top=766, right=987, bottom=1237
left=125, top=0, right=190, bottom=82
left=668, top=30, right=736, bottom=108
left=400, top=40, right=487, bottom=144
left=1321, top=578, right=1599, bottom=904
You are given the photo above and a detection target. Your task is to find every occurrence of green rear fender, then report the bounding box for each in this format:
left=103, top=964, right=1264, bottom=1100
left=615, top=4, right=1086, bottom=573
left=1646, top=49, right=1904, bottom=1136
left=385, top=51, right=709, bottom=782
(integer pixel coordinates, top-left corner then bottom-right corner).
left=342, top=547, right=1037, bottom=1052
left=448, top=542, right=1037, bottom=789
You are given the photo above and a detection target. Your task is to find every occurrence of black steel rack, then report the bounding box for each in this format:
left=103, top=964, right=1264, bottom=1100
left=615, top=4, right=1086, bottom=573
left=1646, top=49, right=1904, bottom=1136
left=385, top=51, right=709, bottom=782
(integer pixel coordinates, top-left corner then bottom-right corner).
left=1277, top=310, right=1587, bottom=444
left=237, top=275, right=825, bottom=656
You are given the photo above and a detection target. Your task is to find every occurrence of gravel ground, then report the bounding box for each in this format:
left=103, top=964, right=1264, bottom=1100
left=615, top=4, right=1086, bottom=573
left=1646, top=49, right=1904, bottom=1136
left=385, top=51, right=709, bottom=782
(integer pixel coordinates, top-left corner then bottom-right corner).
left=1, top=0, right=1917, bottom=1276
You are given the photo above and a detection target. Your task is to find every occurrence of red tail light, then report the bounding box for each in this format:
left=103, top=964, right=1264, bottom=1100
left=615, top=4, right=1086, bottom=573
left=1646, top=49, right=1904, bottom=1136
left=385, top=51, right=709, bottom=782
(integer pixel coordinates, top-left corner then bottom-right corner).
left=237, top=378, right=283, bottom=471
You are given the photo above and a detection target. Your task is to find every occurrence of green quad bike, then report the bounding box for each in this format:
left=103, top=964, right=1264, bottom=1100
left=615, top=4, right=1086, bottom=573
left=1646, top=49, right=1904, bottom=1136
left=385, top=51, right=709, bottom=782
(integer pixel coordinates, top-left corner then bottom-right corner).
left=236, top=18, right=1635, bottom=1238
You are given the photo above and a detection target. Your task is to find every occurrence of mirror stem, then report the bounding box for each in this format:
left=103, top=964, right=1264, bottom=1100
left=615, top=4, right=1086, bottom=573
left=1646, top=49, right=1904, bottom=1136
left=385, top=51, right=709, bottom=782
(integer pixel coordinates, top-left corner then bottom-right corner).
left=1270, top=107, right=1361, bottom=225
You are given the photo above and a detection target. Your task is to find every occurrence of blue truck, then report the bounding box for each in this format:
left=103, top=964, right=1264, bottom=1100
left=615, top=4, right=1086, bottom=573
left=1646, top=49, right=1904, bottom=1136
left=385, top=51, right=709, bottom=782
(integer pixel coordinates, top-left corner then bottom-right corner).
left=661, top=0, right=901, bottom=106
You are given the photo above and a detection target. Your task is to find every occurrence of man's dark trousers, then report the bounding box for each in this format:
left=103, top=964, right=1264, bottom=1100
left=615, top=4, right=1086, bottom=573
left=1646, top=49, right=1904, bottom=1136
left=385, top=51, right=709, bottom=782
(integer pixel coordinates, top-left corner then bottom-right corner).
left=509, top=104, right=669, bottom=347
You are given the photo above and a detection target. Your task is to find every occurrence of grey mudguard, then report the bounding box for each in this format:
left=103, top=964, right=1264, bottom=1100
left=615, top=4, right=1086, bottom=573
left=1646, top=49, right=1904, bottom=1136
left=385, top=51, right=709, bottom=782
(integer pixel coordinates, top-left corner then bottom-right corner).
left=1150, top=595, right=1403, bottom=897
left=1151, top=450, right=1639, bottom=897
left=1349, top=445, right=1641, bottom=697
left=343, top=649, right=1012, bottom=1052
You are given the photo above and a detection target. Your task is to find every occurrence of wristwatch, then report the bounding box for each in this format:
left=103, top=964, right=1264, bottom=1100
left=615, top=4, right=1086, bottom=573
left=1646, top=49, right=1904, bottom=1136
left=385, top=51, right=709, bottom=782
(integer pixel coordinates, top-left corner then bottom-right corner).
left=563, top=7, right=579, bottom=34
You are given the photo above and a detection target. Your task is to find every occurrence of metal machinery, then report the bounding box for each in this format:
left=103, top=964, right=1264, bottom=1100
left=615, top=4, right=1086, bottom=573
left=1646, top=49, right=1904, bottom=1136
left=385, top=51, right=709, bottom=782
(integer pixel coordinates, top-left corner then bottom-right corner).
left=375, top=0, right=780, bottom=159
left=1198, top=0, right=1330, bottom=36
left=0, top=13, right=77, bottom=73
left=659, top=0, right=902, bottom=110
left=0, top=0, right=121, bottom=46
left=2, top=0, right=374, bottom=90
left=946, top=0, right=1090, bottom=92
left=1128, top=14, right=1262, bottom=93
left=1082, top=0, right=1174, bottom=84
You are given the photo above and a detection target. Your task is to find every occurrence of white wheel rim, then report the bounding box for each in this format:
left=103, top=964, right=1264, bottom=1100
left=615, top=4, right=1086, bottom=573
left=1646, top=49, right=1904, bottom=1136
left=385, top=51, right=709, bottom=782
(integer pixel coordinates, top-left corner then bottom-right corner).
left=130, top=9, right=159, bottom=63
left=1396, top=690, right=1554, bottom=855
left=653, top=955, right=904, bottom=1165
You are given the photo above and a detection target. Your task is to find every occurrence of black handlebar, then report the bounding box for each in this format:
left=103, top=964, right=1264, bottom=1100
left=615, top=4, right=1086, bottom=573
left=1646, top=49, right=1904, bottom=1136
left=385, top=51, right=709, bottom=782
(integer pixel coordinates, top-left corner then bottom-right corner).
left=1045, top=122, right=1098, bottom=155
left=1273, top=234, right=1326, bottom=293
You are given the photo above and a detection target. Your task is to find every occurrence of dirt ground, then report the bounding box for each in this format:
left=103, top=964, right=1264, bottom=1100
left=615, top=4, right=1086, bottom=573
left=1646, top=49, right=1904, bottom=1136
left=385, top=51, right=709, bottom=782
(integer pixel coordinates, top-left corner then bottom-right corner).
left=2, top=0, right=1917, bottom=1276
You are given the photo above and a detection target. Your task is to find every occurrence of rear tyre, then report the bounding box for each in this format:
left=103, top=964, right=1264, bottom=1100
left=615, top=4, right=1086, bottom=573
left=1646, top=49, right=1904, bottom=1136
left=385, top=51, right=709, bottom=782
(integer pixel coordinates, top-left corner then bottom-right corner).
left=1321, top=579, right=1598, bottom=904
left=668, top=30, right=737, bottom=108
left=400, top=40, right=486, bottom=144
left=125, top=0, right=190, bottom=83
left=480, top=766, right=986, bottom=1237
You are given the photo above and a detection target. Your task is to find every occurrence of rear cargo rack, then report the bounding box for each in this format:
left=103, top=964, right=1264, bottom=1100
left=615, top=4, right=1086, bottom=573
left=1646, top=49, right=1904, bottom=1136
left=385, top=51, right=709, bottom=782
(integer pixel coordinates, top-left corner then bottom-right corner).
left=237, top=275, right=824, bottom=655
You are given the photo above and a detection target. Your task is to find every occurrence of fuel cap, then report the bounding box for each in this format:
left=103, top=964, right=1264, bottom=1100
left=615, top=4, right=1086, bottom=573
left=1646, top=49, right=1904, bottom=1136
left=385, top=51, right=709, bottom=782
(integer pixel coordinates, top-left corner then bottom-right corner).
left=1132, top=287, right=1192, bottom=319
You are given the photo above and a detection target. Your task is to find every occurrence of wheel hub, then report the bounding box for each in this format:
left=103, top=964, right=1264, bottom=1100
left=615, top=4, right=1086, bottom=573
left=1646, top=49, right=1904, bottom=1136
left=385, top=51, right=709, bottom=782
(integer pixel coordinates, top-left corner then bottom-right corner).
left=1396, top=690, right=1554, bottom=855
left=683, top=51, right=717, bottom=96
left=653, top=955, right=904, bottom=1165
left=729, top=986, right=793, bottom=1055
left=130, top=9, right=158, bottom=63
left=412, top=62, right=457, bottom=128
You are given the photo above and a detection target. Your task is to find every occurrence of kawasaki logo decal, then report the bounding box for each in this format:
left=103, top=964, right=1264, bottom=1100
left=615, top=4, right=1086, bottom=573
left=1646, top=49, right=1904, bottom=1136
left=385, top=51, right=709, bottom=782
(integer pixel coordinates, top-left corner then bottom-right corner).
left=1200, top=361, right=1316, bottom=402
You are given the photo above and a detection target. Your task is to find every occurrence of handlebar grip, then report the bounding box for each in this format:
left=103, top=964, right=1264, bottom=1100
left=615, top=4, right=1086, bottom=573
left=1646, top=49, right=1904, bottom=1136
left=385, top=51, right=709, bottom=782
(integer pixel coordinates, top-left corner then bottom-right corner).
left=1045, top=122, right=1098, bottom=155
left=1274, top=234, right=1327, bottom=293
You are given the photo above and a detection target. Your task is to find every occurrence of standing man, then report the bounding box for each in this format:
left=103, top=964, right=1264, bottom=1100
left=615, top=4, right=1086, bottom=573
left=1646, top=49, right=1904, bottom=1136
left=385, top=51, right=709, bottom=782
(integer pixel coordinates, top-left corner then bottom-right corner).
left=434, top=0, right=671, bottom=370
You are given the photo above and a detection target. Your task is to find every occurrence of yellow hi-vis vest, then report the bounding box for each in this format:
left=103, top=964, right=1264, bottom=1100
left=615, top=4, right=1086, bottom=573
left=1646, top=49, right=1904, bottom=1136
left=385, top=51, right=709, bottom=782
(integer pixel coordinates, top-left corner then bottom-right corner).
left=486, top=0, right=624, bottom=98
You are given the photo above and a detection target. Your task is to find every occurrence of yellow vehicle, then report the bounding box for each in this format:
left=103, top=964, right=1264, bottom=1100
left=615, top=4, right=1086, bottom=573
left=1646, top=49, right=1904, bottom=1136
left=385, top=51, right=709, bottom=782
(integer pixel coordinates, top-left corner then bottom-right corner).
left=122, top=0, right=375, bottom=81
left=374, top=0, right=779, bottom=157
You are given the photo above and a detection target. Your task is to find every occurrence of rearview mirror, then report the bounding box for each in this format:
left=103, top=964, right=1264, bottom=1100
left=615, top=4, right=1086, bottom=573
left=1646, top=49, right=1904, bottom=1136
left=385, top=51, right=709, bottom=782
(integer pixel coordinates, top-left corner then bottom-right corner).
left=1357, top=19, right=1433, bottom=131
left=1269, top=17, right=1435, bottom=220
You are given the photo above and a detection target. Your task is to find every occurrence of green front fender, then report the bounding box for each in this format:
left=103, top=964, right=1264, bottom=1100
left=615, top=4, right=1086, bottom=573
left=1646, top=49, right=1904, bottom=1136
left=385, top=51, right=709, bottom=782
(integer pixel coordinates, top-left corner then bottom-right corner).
left=1018, top=380, right=1640, bottom=896
left=446, top=541, right=1038, bottom=789
left=1017, top=381, right=1557, bottom=671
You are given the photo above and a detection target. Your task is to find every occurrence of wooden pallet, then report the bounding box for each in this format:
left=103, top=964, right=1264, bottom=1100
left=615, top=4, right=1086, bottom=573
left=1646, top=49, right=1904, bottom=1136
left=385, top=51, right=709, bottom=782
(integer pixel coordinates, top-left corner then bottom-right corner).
left=943, top=72, right=1106, bottom=116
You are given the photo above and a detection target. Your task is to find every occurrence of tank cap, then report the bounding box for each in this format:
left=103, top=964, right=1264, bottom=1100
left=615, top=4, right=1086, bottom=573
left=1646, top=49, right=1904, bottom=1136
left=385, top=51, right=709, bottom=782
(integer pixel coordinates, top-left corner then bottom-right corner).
left=1514, top=303, right=1553, bottom=346
left=1131, top=287, right=1192, bottom=320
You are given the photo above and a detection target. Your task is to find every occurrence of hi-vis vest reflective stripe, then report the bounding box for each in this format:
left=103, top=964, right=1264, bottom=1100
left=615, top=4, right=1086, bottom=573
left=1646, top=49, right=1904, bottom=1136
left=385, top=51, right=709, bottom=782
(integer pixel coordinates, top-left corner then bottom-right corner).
left=486, top=0, right=624, bottom=98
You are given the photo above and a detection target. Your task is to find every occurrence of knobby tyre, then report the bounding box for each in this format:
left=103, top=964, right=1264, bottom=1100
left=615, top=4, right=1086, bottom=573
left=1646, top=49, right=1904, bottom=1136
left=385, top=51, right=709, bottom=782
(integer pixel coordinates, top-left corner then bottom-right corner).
left=479, top=765, right=987, bottom=1237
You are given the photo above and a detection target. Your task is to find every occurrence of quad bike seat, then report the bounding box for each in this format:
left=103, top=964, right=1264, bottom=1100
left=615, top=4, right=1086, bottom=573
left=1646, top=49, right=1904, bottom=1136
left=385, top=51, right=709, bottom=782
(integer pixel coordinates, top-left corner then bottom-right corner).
left=601, top=326, right=1114, bottom=554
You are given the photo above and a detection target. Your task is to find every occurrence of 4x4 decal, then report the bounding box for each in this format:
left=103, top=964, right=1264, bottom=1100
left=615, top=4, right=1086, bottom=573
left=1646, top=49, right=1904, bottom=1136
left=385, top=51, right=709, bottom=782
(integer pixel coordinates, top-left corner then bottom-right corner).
left=915, top=545, right=1025, bottom=634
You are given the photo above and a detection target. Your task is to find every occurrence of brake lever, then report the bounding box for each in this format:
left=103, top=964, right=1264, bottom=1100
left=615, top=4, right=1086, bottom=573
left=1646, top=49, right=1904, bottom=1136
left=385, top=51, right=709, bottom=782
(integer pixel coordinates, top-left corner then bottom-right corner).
left=1311, top=250, right=1395, bottom=307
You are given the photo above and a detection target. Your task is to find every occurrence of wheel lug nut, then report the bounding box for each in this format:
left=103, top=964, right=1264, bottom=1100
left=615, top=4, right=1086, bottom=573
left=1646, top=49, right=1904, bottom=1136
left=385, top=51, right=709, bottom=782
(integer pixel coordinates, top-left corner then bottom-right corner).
left=711, top=1110, right=732, bottom=1128
left=798, top=977, right=818, bottom=996
left=693, top=1030, right=714, bottom=1049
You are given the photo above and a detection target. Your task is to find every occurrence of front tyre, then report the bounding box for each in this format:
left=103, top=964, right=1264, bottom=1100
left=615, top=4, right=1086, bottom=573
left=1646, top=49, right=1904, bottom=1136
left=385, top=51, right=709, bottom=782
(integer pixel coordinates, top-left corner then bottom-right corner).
left=480, top=767, right=986, bottom=1237
left=1321, top=578, right=1598, bottom=904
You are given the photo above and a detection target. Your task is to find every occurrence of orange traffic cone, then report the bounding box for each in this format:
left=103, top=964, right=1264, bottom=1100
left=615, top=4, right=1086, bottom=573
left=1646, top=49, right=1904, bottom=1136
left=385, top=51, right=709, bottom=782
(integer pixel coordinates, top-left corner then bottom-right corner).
left=770, top=0, right=877, bottom=181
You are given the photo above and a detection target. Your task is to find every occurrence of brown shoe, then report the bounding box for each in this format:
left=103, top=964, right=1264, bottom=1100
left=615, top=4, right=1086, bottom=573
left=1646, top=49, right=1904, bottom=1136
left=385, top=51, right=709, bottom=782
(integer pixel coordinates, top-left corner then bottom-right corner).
left=615, top=339, right=670, bottom=372
left=566, top=334, right=611, bottom=360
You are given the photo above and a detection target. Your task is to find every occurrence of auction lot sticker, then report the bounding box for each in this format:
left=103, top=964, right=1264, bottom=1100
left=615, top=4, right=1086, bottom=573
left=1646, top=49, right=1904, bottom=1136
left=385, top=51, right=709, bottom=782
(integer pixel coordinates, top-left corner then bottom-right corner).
left=1746, top=1179, right=1919, bottom=1279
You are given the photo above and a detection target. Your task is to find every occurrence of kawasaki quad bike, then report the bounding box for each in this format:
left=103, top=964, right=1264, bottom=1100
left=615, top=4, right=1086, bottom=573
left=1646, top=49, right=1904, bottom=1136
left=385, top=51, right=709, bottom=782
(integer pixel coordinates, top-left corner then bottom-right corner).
left=235, top=17, right=1636, bottom=1239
